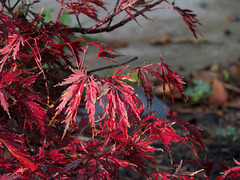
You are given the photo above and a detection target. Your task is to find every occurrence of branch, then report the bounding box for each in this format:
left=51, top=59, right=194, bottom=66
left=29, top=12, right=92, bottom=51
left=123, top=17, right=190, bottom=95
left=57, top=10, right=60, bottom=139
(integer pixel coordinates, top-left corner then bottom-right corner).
left=107, top=0, right=120, bottom=27
left=66, top=0, right=164, bottom=34
left=87, top=57, right=138, bottom=74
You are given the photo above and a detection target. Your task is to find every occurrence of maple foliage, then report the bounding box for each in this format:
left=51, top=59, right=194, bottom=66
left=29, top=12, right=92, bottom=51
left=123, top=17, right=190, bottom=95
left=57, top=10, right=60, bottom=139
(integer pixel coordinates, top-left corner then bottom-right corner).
left=0, top=0, right=237, bottom=179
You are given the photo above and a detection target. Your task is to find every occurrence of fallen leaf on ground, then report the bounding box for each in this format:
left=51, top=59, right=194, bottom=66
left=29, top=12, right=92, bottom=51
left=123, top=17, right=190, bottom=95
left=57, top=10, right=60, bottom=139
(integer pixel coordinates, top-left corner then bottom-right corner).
left=150, top=32, right=206, bottom=45
left=105, top=41, right=128, bottom=49
left=149, top=32, right=171, bottom=45
left=209, top=78, right=228, bottom=106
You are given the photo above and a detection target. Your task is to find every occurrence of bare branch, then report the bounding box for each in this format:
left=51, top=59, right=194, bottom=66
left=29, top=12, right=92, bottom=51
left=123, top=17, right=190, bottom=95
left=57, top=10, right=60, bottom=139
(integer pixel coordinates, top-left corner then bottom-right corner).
left=87, top=57, right=138, bottom=74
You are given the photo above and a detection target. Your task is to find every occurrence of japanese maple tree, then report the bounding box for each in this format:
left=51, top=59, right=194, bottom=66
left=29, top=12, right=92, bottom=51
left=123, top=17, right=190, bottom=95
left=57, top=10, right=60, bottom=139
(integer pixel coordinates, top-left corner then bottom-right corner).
left=0, top=0, right=239, bottom=179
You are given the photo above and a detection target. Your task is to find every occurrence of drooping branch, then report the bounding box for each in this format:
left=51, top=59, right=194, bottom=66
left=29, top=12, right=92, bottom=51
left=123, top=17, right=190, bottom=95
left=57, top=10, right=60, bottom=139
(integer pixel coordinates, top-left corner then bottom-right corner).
left=66, top=0, right=165, bottom=34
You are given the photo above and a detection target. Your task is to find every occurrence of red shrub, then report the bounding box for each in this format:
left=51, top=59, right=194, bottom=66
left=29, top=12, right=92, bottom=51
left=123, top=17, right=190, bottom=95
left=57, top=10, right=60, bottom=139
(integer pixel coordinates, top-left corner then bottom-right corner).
left=0, top=0, right=237, bottom=179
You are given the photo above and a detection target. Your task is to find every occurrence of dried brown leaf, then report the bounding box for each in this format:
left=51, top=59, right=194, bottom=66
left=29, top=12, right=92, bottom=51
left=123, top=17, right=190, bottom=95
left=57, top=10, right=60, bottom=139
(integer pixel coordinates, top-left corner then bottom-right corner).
left=209, top=78, right=228, bottom=106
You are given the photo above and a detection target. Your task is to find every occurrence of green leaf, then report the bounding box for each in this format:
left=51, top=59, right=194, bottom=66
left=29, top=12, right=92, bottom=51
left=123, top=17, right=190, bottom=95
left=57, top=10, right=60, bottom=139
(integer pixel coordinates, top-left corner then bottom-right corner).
left=108, top=70, right=139, bottom=84
left=223, top=69, right=229, bottom=80
left=60, top=11, right=71, bottom=25
left=42, top=8, right=54, bottom=23
left=17, top=4, right=27, bottom=16
left=42, top=63, right=49, bottom=69
left=186, top=79, right=212, bottom=101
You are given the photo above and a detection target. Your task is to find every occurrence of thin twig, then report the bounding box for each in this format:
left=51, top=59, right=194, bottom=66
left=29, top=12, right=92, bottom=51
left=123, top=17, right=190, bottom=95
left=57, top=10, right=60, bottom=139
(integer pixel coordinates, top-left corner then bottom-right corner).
left=12, top=0, right=21, bottom=11
left=1, top=0, right=10, bottom=12
left=56, top=0, right=65, bottom=22
left=74, top=9, right=82, bottom=28
left=106, top=0, right=120, bottom=27
left=87, top=57, right=138, bottom=74
left=223, top=83, right=240, bottom=94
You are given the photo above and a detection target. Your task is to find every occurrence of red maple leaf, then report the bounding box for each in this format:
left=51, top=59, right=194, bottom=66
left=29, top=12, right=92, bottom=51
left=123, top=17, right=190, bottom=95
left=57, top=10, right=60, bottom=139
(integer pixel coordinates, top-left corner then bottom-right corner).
left=174, top=7, right=202, bottom=39
left=101, top=66, right=143, bottom=135
left=130, top=57, right=185, bottom=108
left=0, top=132, right=38, bottom=172
left=55, top=69, right=101, bottom=136
left=157, top=58, right=185, bottom=102
left=0, top=69, right=22, bottom=118
left=216, top=159, right=240, bottom=179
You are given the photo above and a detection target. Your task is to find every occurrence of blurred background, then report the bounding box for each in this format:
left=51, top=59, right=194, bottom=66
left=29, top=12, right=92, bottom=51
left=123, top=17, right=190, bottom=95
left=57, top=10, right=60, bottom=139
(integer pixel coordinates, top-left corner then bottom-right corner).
left=32, top=0, right=240, bottom=75
left=34, top=0, right=240, bottom=76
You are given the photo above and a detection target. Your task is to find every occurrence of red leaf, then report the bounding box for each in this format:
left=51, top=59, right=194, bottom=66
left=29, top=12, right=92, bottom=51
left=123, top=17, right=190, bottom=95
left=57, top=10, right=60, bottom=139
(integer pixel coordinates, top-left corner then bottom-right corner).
left=0, top=174, right=20, bottom=180
left=0, top=34, right=23, bottom=72
left=121, top=134, right=157, bottom=173
left=173, top=6, right=202, bottom=39
left=0, top=69, right=22, bottom=118
left=130, top=60, right=184, bottom=105
left=0, top=69, right=22, bottom=83
left=21, top=73, right=40, bottom=87
left=101, top=67, right=143, bottom=134
left=0, top=92, right=10, bottom=117
left=85, top=42, right=118, bottom=55
left=108, top=157, right=134, bottom=168
left=216, top=159, right=240, bottom=179
left=157, top=58, right=185, bottom=102
left=65, top=0, right=106, bottom=21
left=0, top=133, right=38, bottom=172
left=148, top=118, right=185, bottom=162
left=18, top=95, right=47, bottom=134
left=85, top=75, right=100, bottom=126
left=55, top=69, right=101, bottom=135
left=125, top=9, right=141, bottom=26
left=98, top=51, right=120, bottom=59
left=0, top=14, right=16, bottom=34
left=13, top=73, right=47, bottom=134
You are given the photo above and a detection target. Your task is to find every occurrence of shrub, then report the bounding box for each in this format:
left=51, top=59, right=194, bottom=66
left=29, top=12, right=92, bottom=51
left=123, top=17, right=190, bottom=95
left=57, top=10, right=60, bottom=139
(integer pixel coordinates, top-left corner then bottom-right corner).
left=0, top=0, right=239, bottom=179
